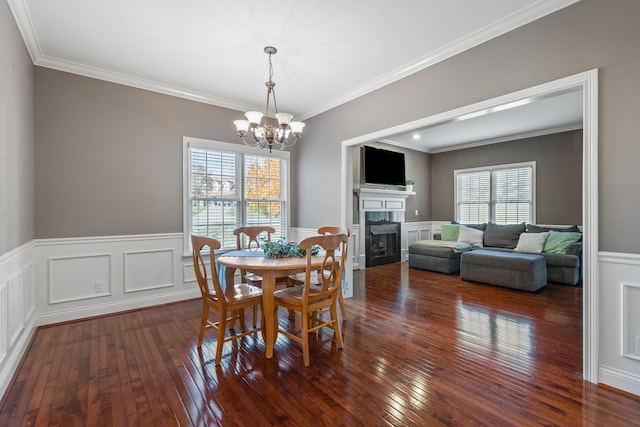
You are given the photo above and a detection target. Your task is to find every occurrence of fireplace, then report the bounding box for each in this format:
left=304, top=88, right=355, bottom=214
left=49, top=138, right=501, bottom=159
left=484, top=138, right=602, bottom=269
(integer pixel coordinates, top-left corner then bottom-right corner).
left=355, top=187, right=412, bottom=269
left=365, top=212, right=401, bottom=267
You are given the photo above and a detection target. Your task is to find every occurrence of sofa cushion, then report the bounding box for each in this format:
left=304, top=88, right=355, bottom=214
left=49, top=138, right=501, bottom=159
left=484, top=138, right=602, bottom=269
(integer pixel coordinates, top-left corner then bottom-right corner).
left=514, top=232, right=549, bottom=253
left=452, top=222, right=487, bottom=231
left=458, top=226, right=484, bottom=247
left=483, top=222, right=526, bottom=249
left=543, top=230, right=582, bottom=254
left=440, top=224, right=459, bottom=242
left=527, top=224, right=581, bottom=233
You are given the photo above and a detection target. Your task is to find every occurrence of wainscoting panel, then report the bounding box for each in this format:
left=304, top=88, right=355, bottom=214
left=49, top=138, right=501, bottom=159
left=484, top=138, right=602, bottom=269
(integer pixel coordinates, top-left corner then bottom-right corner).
left=598, top=252, right=640, bottom=396
left=7, top=271, right=24, bottom=347
left=405, top=221, right=432, bottom=260
left=124, top=249, right=174, bottom=293
left=0, top=241, right=36, bottom=399
left=621, top=282, right=640, bottom=361
left=48, top=253, right=112, bottom=303
left=34, top=234, right=199, bottom=326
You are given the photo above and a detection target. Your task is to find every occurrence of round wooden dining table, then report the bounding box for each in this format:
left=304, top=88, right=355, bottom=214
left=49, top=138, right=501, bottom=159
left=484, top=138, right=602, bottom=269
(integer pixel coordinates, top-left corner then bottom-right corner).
left=217, top=251, right=332, bottom=359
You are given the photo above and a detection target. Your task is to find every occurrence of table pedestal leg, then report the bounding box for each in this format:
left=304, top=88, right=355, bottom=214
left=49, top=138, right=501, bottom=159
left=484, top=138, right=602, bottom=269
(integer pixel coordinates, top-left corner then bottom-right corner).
left=260, top=272, right=278, bottom=359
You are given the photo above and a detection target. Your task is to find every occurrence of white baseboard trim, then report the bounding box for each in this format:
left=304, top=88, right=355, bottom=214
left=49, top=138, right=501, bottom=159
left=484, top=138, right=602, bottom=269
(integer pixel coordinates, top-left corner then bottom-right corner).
left=599, top=365, right=640, bottom=396
left=34, top=289, right=200, bottom=326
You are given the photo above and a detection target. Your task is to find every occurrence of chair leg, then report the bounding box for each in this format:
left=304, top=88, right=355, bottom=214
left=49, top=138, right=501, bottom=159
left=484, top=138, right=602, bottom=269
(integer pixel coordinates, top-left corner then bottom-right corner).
left=238, top=308, right=247, bottom=331
left=330, top=303, right=343, bottom=349
left=252, top=305, right=258, bottom=328
left=197, top=302, right=209, bottom=347
left=301, top=310, right=310, bottom=367
left=215, top=312, right=227, bottom=365
left=338, top=291, right=347, bottom=322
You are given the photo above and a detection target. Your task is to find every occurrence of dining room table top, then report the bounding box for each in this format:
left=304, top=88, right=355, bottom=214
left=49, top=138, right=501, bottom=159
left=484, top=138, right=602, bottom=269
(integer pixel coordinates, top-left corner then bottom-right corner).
left=217, top=249, right=335, bottom=270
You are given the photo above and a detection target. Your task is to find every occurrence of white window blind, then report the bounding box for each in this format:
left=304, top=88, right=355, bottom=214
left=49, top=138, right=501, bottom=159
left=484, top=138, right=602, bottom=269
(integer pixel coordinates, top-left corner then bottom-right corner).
left=455, top=162, right=534, bottom=225
left=456, top=170, right=490, bottom=223
left=492, top=166, right=532, bottom=224
left=183, top=138, right=289, bottom=253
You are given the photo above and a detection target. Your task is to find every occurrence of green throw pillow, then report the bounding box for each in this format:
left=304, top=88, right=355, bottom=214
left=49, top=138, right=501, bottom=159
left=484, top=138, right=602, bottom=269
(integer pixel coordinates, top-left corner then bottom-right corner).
left=440, top=224, right=460, bottom=242
left=543, top=230, right=582, bottom=254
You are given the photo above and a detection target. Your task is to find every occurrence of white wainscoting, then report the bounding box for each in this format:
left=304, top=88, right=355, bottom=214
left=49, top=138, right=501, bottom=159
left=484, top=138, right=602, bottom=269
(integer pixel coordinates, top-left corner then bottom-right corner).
left=598, top=251, right=640, bottom=396
left=0, top=241, right=36, bottom=399
left=33, top=233, right=200, bottom=326
left=404, top=221, right=433, bottom=260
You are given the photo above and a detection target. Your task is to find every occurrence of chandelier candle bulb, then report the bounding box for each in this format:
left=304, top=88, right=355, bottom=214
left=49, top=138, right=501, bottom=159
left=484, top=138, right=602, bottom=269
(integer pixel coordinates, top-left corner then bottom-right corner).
left=245, top=111, right=263, bottom=125
left=276, top=112, right=293, bottom=126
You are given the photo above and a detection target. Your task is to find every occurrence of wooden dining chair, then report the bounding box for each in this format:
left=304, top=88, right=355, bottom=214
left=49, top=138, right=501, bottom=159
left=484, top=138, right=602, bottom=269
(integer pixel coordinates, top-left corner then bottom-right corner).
left=286, top=226, right=350, bottom=322
left=233, top=226, right=276, bottom=286
left=191, top=235, right=263, bottom=365
left=274, top=233, right=348, bottom=367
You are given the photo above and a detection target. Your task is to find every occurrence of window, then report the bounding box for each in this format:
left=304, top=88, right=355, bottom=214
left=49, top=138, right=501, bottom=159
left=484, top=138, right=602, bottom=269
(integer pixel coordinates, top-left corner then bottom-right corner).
left=183, top=137, right=289, bottom=253
left=455, top=162, right=535, bottom=224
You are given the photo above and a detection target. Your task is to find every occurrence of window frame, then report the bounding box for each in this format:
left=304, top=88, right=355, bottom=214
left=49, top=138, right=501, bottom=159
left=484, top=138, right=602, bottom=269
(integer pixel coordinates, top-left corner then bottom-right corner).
left=454, top=161, right=536, bottom=225
left=182, top=136, right=290, bottom=256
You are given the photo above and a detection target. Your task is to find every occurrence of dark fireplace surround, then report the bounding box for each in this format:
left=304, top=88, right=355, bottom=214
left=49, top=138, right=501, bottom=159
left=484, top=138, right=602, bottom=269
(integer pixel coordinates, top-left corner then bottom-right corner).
left=365, top=211, right=401, bottom=267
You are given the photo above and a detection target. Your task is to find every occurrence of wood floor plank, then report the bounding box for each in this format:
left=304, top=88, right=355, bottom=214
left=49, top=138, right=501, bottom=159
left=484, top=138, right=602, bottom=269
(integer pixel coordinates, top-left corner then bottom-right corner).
left=2, top=262, right=640, bottom=426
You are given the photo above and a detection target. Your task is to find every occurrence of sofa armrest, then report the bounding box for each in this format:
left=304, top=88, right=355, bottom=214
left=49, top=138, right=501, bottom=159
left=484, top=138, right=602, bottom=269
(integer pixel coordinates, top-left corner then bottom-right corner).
left=566, top=241, right=582, bottom=257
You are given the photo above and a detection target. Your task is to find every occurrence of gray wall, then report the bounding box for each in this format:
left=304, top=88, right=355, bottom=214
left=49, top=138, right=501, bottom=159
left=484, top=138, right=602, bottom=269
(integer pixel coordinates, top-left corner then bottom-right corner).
left=296, top=0, right=640, bottom=253
left=0, top=1, right=34, bottom=256
left=431, top=130, right=583, bottom=224
left=34, top=68, right=244, bottom=238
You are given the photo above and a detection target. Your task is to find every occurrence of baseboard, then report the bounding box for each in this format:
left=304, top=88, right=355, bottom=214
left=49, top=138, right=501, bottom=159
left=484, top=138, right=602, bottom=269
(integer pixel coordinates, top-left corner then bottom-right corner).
left=599, top=365, right=640, bottom=396
left=34, top=288, right=200, bottom=326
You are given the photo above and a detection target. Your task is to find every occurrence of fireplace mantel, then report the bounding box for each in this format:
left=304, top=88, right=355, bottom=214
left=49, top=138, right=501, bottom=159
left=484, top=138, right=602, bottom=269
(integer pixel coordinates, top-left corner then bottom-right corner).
left=355, top=187, right=414, bottom=212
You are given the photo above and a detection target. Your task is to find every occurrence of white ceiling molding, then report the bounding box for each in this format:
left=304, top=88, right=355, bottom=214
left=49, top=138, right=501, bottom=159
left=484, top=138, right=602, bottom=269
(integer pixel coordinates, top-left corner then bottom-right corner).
left=8, top=0, right=581, bottom=118
left=298, top=0, right=582, bottom=120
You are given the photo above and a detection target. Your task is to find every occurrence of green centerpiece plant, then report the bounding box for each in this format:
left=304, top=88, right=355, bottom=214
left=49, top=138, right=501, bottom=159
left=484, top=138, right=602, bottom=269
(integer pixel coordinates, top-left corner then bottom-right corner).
left=261, top=239, right=320, bottom=258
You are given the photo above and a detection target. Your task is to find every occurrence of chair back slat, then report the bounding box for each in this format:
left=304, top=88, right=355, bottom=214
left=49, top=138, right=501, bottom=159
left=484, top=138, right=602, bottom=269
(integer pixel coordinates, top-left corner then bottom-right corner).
left=317, top=226, right=351, bottom=238
left=234, top=226, right=276, bottom=250
left=191, top=235, right=226, bottom=306
left=298, top=234, right=348, bottom=304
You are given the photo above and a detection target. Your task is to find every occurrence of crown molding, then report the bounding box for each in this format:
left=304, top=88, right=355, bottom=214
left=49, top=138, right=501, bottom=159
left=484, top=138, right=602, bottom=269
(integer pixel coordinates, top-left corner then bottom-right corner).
left=296, top=0, right=581, bottom=120
left=9, top=0, right=580, bottom=118
left=35, top=54, right=256, bottom=112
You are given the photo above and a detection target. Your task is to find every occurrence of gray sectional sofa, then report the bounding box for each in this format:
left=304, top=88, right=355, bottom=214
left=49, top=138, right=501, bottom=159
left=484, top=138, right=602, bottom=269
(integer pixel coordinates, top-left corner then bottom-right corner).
left=408, top=222, right=582, bottom=290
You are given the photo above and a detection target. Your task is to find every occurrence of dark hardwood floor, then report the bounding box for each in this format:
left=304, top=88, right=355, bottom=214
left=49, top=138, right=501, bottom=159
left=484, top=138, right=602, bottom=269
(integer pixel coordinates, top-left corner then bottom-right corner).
left=2, top=262, right=640, bottom=426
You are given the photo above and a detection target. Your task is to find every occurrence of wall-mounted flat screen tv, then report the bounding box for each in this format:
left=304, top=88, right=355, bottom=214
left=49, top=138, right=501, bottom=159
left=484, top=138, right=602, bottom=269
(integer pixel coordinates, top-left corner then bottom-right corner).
left=362, top=145, right=406, bottom=186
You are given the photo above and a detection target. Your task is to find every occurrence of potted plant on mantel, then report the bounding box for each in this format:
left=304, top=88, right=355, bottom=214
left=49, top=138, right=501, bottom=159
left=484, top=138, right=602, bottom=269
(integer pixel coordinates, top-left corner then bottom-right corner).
left=405, top=179, right=415, bottom=192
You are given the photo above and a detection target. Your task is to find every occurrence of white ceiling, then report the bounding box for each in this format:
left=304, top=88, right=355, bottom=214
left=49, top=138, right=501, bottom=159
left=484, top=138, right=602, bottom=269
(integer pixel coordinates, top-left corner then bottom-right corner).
left=384, top=88, right=584, bottom=152
left=8, top=0, right=582, bottom=151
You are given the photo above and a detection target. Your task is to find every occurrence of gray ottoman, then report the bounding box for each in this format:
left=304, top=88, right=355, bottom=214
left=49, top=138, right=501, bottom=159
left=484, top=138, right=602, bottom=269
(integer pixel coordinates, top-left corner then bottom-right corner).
left=408, top=243, right=465, bottom=274
left=460, top=250, right=547, bottom=292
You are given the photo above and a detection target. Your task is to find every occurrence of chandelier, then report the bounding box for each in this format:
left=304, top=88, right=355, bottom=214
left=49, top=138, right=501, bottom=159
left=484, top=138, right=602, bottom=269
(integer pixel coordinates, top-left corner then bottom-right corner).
left=233, top=46, right=305, bottom=153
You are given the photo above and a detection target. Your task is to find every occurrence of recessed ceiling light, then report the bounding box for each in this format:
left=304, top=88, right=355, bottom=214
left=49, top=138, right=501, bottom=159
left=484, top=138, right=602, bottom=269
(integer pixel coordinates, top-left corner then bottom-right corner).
left=412, top=134, right=421, bottom=140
